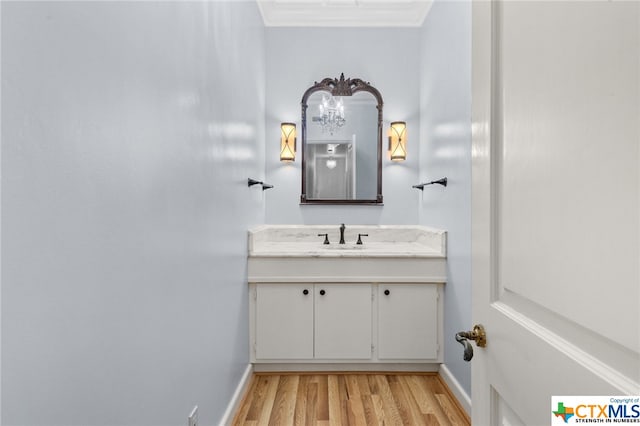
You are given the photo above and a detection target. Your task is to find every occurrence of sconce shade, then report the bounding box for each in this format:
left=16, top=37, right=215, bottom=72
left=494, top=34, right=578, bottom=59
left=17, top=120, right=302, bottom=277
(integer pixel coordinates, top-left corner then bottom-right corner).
left=280, top=122, right=296, bottom=162
left=388, top=121, right=407, bottom=161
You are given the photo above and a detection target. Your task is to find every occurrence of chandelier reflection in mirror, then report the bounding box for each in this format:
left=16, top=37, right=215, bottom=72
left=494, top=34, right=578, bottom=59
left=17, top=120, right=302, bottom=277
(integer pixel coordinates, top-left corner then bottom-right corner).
left=314, top=94, right=346, bottom=135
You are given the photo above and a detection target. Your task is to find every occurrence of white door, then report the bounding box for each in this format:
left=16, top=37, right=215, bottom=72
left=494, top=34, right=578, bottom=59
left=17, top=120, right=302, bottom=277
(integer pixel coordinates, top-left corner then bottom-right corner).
left=314, top=284, right=372, bottom=359
left=472, top=1, right=639, bottom=425
left=378, top=284, right=438, bottom=360
left=255, top=283, right=314, bottom=360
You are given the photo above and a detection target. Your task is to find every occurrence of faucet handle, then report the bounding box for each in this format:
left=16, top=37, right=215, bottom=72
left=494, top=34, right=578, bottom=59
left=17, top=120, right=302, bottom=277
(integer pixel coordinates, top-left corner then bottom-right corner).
left=317, top=233, right=330, bottom=245
left=356, top=233, right=369, bottom=245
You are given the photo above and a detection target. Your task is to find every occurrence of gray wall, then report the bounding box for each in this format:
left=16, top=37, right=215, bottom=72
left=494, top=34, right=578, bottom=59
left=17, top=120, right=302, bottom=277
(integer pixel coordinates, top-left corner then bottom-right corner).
left=419, top=0, right=473, bottom=396
left=264, top=28, right=421, bottom=225
left=1, top=2, right=265, bottom=425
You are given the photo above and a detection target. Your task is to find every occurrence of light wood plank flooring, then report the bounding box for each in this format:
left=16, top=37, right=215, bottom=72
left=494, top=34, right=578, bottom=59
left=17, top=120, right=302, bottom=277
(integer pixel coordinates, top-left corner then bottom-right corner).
left=232, top=373, right=470, bottom=425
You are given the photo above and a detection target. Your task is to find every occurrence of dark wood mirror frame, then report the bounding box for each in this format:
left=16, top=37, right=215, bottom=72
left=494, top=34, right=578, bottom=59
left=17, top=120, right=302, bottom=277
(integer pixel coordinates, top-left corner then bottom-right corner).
left=300, top=73, right=384, bottom=205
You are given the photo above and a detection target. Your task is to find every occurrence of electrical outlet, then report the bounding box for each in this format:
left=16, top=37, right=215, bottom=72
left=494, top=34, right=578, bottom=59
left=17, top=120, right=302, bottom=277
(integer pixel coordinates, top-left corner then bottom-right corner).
left=188, top=405, right=198, bottom=426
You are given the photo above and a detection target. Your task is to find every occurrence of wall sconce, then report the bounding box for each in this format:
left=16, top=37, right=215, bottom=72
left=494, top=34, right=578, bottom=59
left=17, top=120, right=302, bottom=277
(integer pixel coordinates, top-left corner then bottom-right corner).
left=280, top=122, right=296, bottom=162
left=388, top=121, right=407, bottom=161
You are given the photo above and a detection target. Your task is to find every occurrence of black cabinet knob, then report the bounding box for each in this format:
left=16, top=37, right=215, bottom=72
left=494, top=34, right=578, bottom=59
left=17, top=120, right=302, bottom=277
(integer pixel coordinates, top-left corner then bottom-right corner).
left=384, top=289, right=390, bottom=296
left=303, top=289, right=309, bottom=295
left=319, top=289, right=326, bottom=296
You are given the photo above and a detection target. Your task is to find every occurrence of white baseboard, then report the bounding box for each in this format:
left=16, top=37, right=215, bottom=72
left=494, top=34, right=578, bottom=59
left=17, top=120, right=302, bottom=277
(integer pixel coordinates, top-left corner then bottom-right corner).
left=218, top=364, right=253, bottom=426
left=253, top=362, right=440, bottom=373
left=439, top=363, right=471, bottom=416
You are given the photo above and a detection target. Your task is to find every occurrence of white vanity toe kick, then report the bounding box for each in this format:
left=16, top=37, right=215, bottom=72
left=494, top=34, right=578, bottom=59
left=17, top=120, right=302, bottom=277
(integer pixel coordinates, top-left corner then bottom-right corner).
left=248, top=255, right=447, bottom=283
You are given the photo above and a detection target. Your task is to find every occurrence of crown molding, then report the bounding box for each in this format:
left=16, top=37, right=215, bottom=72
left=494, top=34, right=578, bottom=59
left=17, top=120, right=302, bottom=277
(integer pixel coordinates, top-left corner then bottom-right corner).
left=256, top=0, right=433, bottom=27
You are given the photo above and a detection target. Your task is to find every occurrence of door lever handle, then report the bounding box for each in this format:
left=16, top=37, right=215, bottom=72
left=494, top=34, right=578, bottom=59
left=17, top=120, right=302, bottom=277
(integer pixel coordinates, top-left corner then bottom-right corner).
left=455, top=324, right=487, bottom=361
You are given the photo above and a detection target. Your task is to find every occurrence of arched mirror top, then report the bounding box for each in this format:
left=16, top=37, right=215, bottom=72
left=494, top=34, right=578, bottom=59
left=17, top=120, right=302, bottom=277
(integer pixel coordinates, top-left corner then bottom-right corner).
left=300, top=74, right=384, bottom=205
left=301, top=73, right=384, bottom=109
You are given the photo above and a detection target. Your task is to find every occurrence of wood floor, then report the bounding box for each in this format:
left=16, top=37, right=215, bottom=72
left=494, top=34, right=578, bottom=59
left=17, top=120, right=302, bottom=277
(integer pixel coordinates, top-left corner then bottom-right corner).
left=232, top=373, right=470, bottom=426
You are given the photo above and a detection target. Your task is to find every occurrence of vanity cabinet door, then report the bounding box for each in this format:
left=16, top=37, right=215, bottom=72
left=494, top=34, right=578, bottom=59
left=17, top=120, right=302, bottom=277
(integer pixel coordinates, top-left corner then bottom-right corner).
left=314, top=284, right=372, bottom=359
left=255, top=283, right=313, bottom=360
left=378, top=284, right=439, bottom=360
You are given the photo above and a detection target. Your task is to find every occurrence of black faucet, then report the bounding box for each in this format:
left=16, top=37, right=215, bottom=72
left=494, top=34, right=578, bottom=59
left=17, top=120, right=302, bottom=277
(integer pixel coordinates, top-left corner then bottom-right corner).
left=339, top=223, right=346, bottom=244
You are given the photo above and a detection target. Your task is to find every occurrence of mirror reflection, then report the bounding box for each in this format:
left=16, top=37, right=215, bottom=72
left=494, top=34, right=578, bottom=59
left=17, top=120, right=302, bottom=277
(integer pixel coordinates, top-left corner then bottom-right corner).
left=305, top=91, right=378, bottom=200
left=300, top=74, right=383, bottom=204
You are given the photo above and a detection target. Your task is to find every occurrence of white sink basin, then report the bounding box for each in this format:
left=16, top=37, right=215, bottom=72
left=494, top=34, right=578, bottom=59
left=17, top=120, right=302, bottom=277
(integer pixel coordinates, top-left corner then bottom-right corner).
left=320, top=244, right=365, bottom=250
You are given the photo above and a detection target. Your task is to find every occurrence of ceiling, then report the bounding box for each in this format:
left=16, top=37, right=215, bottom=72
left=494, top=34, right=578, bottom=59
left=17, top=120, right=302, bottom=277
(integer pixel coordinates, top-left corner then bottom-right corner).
left=256, top=0, right=433, bottom=27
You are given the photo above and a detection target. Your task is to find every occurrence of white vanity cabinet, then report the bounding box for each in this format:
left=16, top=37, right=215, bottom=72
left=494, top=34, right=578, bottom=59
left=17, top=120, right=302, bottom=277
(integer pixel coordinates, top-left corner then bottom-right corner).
left=250, top=281, right=443, bottom=367
left=248, top=225, right=447, bottom=370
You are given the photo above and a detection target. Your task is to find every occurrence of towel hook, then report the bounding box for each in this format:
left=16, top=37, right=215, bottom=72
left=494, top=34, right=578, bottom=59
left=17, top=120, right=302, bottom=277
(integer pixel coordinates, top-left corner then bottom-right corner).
left=247, top=178, right=274, bottom=191
left=412, top=177, right=447, bottom=191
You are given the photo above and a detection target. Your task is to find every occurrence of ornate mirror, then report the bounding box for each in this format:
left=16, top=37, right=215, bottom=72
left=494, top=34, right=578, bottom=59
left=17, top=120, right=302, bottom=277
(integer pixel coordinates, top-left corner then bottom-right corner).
left=300, top=74, right=383, bottom=204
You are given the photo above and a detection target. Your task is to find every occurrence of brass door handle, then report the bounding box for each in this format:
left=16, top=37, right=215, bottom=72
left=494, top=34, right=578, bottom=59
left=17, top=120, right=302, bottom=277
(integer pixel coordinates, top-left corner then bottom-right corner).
left=455, top=324, right=487, bottom=361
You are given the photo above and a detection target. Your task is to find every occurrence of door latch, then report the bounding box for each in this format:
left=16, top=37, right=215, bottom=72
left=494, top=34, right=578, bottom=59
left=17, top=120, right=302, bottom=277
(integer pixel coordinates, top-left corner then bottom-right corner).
left=455, top=324, right=487, bottom=361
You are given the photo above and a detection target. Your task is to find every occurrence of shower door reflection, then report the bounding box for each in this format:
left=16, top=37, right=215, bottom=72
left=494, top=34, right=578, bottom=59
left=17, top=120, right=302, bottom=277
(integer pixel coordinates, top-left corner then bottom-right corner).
left=306, top=140, right=355, bottom=199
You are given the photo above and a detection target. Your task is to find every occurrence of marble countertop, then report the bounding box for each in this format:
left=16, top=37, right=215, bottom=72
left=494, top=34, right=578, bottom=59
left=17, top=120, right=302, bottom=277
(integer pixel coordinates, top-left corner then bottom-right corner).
left=248, top=225, right=446, bottom=258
